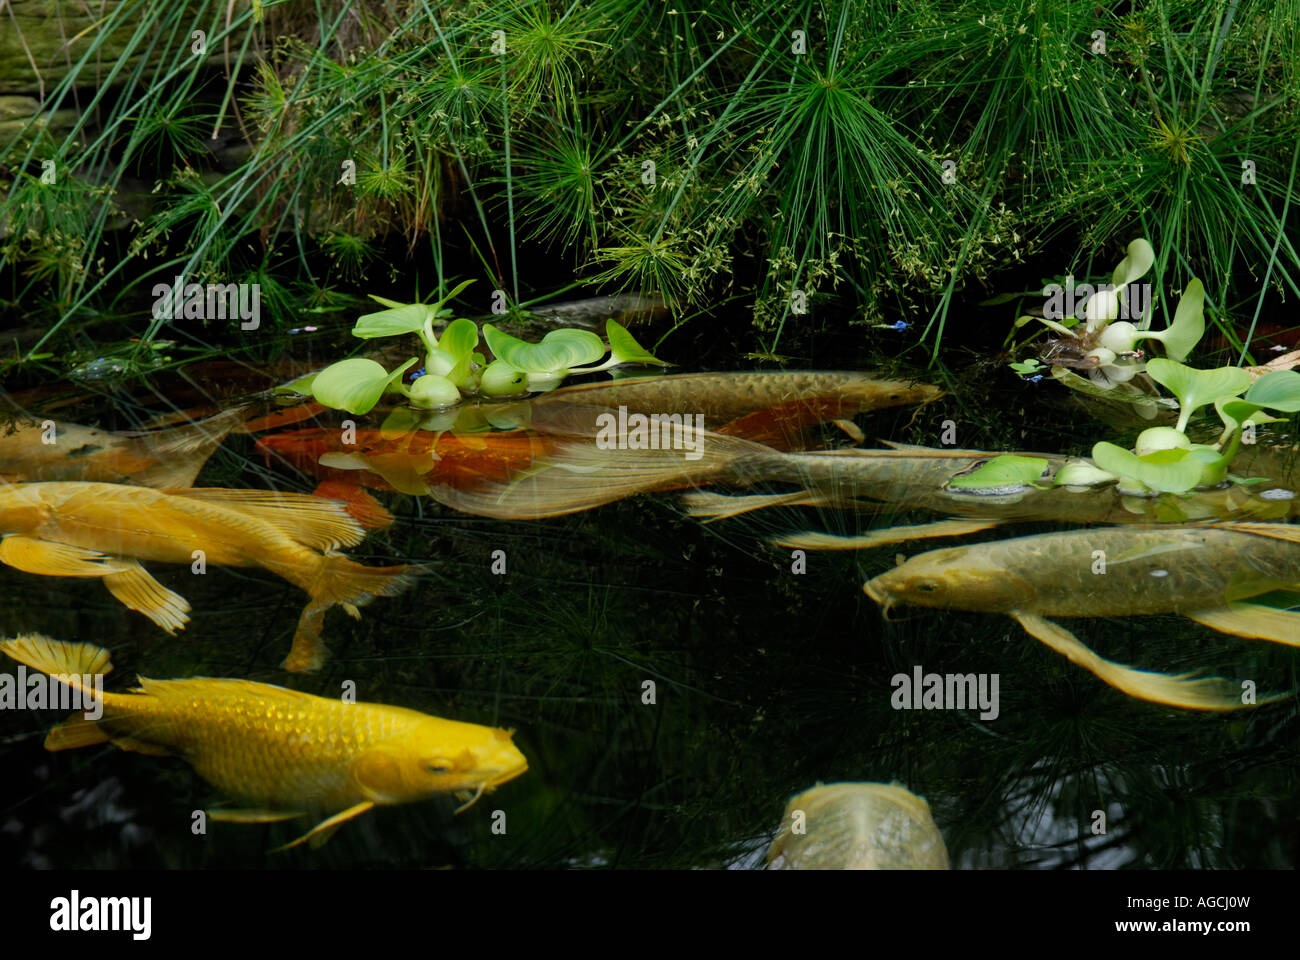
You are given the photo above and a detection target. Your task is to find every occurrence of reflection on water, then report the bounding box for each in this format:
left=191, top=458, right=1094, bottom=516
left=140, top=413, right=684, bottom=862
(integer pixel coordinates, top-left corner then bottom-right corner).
left=1, top=356, right=1297, bottom=869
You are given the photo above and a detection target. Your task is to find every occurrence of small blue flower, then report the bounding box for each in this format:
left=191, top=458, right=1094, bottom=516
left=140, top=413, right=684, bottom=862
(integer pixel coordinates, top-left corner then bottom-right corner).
left=1026, top=374, right=1043, bottom=383
left=890, top=320, right=910, bottom=332
left=410, top=367, right=426, bottom=379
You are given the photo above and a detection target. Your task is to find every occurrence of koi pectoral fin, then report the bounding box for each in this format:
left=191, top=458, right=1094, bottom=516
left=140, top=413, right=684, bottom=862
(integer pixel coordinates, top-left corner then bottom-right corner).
left=271, top=801, right=376, bottom=853
left=207, top=808, right=305, bottom=823
left=0, top=536, right=128, bottom=577
left=101, top=561, right=191, bottom=634
left=1010, top=611, right=1247, bottom=711
left=773, top=519, right=1002, bottom=551
left=1185, top=604, right=1300, bottom=647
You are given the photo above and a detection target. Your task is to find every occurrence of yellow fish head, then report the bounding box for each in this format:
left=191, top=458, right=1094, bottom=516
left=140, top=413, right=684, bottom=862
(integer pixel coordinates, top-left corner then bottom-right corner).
left=864, top=547, right=1031, bottom=615
left=352, top=721, right=528, bottom=807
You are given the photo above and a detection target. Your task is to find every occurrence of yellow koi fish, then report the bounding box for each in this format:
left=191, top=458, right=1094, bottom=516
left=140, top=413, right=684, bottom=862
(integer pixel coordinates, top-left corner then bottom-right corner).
left=1, top=635, right=528, bottom=850
left=767, top=782, right=949, bottom=870
left=863, top=522, right=1300, bottom=710
left=0, top=482, right=418, bottom=671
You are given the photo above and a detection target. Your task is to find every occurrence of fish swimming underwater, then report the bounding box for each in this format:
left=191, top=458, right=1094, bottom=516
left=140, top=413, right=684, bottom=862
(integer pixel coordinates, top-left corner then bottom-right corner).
left=767, top=782, right=949, bottom=870
left=256, top=427, right=553, bottom=497
left=527, top=370, right=941, bottom=451
left=422, top=424, right=1296, bottom=538
left=0, top=482, right=418, bottom=671
left=0, top=407, right=245, bottom=487
left=863, top=522, right=1300, bottom=709
left=0, top=634, right=527, bottom=850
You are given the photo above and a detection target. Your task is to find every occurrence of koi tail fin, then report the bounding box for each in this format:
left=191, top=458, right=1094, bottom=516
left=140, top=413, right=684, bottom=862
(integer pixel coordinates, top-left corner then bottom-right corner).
left=0, top=634, right=115, bottom=750
left=311, top=479, right=394, bottom=531
left=428, top=429, right=786, bottom=519
left=132, top=406, right=247, bottom=489
left=284, top=560, right=424, bottom=672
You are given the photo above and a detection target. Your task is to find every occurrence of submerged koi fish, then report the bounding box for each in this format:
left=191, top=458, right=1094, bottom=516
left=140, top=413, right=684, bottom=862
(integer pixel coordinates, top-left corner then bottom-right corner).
left=0, top=482, right=418, bottom=672
left=767, top=782, right=949, bottom=870
left=1, top=634, right=527, bottom=851
left=863, top=522, right=1300, bottom=710
left=425, top=426, right=1296, bottom=538
left=256, top=428, right=553, bottom=496
left=0, top=407, right=245, bottom=487
left=528, top=370, right=941, bottom=451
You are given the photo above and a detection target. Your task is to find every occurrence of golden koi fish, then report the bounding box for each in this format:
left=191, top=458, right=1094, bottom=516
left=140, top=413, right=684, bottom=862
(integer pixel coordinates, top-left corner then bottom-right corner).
left=0, top=407, right=245, bottom=487
left=863, top=522, right=1300, bottom=710
left=0, top=482, right=418, bottom=671
left=767, top=782, right=949, bottom=870
left=0, top=634, right=528, bottom=850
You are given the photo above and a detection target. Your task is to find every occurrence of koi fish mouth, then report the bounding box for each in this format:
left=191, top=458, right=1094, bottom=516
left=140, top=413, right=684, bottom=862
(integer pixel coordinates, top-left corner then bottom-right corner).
left=452, top=760, right=529, bottom=814
left=863, top=579, right=909, bottom=621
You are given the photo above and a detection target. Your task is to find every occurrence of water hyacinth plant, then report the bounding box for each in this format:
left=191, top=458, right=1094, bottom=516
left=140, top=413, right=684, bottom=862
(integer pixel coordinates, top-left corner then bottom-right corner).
left=288, top=279, right=667, bottom=415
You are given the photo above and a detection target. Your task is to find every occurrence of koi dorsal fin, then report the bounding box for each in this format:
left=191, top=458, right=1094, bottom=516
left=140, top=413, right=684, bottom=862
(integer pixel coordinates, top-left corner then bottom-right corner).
left=161, top=488, right=367, bottom=550
left=1208, top=521, right=1300, bottom=544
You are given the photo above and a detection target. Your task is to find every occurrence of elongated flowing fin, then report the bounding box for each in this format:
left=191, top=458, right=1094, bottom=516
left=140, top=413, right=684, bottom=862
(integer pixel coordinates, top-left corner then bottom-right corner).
left=1184, top=603, right=1300, bottom=647
left=162, top=488, right=367, bottom=550
left=101, top=560, right=191, bottom=634
left=1208, top=521, right=1300, bottom=544
left=0, top=536, right=127, bottom=577
left=130, top=407, right=249, bottom=488
left=270, top=801, right=375, bottom=852
left=45, top=716, right=112, bottom=750
left=773, top=519, right=1003, bottom=551
left=429, top=430, right=773, bottom=519
left=1010, top=612, right=1248, bottom=710
left=681, top=489, right=864, bottom=521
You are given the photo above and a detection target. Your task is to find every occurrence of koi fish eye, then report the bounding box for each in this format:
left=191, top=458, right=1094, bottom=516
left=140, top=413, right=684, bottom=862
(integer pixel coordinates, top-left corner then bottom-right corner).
left=912, top=578, right=941, bottom=594
left=425, top=762, right=453, bottom=774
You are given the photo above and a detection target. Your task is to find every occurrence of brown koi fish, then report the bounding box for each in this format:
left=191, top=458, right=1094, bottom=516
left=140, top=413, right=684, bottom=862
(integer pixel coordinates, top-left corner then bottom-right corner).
left=863, top=522, right=1300, bottom=710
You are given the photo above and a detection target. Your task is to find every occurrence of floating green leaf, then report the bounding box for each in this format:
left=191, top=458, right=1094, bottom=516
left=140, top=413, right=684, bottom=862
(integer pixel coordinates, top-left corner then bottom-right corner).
left=483, top=324, right=604, bottom=373
left=311, top=357, right=418, bottom=415
left=1244, top=369, right=1300, bottom=412
left=353, top=303, right=440, bottom=339
left=946, top=455, right=1050, bottom=491
left=1146, top=359, right=1251, bottom=433
left=1092, top=440, right=1211, bottom=494
left=605, top=319, right=668, bottom=366
left=436, top=317, right=479, bottom=359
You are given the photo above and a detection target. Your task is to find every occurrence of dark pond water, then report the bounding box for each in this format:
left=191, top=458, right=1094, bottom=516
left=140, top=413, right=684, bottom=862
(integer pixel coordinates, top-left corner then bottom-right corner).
left=0, top=326, right=1297, bottom=870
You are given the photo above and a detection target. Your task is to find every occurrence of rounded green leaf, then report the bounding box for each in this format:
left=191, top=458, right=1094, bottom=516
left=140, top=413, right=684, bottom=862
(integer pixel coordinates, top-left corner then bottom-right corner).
left=1143, top=278, right=1204, bottom=361
left=311, top=357, right=418, bottom=415
left=1146, top=358, right=1251, bottom=432
left=483, top=324, right=604, bottom=373
left=1092, top=440, right=1207, bottom=493
left=437, top=317, right=479, bottom=359
left=1111, top=238, right=1155, bottom=290
left=1244, top=369, right=1300, bottom=412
